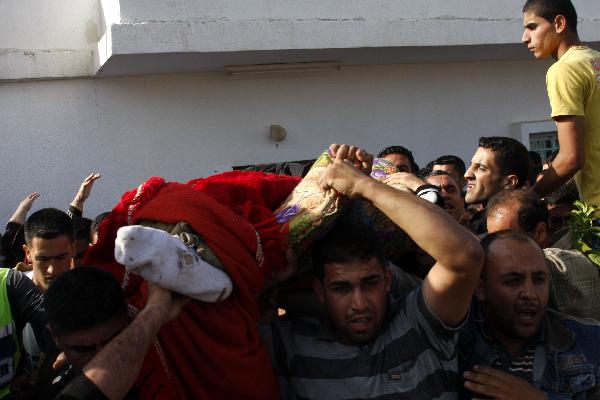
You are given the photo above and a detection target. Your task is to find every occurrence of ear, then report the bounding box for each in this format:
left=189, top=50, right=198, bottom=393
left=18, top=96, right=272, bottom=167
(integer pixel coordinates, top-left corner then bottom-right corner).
left=533, top=221, right=549, bottom=246
left=312, top=278, right=325, bottom=303
left=554, top=15, right=568, bottom=34
left=503, top=174, right=519, bottom=189
left=474, top=278, right=486, bottom=302
left=23, top=244, right=30, bottom=260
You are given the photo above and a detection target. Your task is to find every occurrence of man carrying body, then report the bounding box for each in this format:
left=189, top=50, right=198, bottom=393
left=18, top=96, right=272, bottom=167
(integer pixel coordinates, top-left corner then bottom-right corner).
left=44, top=267, right=186, bottom=400
left=523, top=0, right=600, bottom=209
left=464, top=136, right=531, bottom=234
left=262, top=144, right=484, bottom=399
left=460, top=230, right=600, bottom=399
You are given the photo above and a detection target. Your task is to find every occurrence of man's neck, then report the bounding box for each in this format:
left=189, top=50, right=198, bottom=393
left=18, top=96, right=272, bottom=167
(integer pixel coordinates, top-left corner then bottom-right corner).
left=555, top=35, right=582, bottom=60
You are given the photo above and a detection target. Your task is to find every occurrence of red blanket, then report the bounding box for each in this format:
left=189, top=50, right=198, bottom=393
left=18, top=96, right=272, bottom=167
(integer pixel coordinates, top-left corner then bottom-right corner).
left=85, top=172, right=300, bottom=399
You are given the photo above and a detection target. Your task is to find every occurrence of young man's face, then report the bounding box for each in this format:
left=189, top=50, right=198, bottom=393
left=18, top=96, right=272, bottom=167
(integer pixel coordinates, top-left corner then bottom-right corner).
left=383, top=154, right=412, bottom=173
left=52, top=314, right=128, bottom=371
left=426, top=174, right=464, bottom=222
left=314, top=257, right=391, bottom=345
left=25, top=236, right=75, bottom=292
left=464, top=147, right=506, bottom=205
left=522, top=11, right=561, bottom=59
left=476, top=238, right=549, bottom=346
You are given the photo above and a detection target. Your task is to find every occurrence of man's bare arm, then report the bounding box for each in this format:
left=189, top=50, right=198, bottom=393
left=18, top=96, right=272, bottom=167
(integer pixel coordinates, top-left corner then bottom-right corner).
left=9, top=192, right=40, bottom=224
left=321, top=145, right=483, bottom=327
left=80, top=284, right=187, bottom=400
left=70, top=173, right=101, bottom=213
left=533, top=116, right=585, bottom=196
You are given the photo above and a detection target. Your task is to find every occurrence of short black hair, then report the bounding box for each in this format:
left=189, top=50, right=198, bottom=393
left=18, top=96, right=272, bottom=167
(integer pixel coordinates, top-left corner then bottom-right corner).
left=312, top=220, right=387, bottom=281
left=433, top=155, right=467, bottom=177
left=73, top=218, right=92, bottom=243
left=25, top=208, right=75, bottom=245
left=44, top=267, right=127, bottom=335
left=377, top=146, right=419, bottom=173
left=478, top=137, right=530, bottom=188
left=486, top=189, right=549, bottom=234
left=426, top=169, right=461, bottom=188
left=523, top=0, right=578, bottom=34
left=90, top=212, right=110, bottom=240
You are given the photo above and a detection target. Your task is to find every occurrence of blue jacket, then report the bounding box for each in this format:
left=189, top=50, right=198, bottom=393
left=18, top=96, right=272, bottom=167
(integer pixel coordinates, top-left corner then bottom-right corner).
left=459, top=306, right=600, bottom=399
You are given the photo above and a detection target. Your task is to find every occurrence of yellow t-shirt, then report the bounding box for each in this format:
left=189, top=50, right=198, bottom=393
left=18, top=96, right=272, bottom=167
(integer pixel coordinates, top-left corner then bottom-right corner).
left=546, top=45, right=600, bottom=206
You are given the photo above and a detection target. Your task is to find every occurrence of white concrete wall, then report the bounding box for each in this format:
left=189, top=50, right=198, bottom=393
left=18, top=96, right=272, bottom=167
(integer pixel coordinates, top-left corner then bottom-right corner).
left=0, top=0, right=100, bottom=80
left=0, top=60, right=552, bottom=222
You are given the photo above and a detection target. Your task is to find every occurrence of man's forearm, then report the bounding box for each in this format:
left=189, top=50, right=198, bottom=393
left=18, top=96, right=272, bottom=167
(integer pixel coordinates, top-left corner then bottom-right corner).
left=357, top=177, right=479, bottom=270
left=533, top=158, right=580, bottom=196
left=81, top=305, right=166, bottom=400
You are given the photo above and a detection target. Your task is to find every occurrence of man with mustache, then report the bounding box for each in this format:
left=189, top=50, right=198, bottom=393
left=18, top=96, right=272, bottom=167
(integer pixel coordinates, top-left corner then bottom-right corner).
left=262, top=144, right=484, bottom=399
left=459, top=230, right=600, bottom=399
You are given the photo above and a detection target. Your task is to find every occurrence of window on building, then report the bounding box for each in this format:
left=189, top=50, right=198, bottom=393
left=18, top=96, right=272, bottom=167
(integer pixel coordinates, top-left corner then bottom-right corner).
left=529, top=131, right=559, bottom=161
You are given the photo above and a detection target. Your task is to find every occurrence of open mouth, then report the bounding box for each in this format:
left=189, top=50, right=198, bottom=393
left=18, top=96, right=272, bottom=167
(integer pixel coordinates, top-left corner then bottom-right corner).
left=349, top=316, right=372, bottom=332
left=516, top=307, right=539, bottom=324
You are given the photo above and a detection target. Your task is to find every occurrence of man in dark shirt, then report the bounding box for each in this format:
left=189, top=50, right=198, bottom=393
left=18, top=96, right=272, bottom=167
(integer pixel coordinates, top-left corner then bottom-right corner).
left=45, top=267, right=186, bottom=400
left=0, top=268, right=56, bottom=399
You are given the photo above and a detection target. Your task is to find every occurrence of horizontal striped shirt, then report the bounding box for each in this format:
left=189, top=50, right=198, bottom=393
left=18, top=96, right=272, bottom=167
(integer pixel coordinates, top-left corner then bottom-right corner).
left=261, top=287, right=462, bottom=400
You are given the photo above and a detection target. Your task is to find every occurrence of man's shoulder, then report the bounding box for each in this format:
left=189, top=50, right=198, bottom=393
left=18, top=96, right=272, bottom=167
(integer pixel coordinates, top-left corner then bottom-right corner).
left=549, top=46, right=600, bottom=75
left=547, top=308, right=600, bottom=350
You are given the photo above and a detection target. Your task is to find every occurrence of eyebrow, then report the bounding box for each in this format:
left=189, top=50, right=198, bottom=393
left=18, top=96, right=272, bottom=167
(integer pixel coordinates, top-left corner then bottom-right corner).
left=36, top=252, right=69, bottom=258
left=361, top=274, right=381, bottom=283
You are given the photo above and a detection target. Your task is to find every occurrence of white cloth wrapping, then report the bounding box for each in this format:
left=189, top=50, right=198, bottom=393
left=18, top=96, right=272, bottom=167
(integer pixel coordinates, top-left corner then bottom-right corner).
left=114, top=225, right=232, bottom=302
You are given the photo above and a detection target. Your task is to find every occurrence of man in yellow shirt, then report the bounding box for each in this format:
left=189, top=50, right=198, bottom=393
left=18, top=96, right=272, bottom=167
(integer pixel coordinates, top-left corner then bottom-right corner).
left=522, top=0, right=600, bottom=207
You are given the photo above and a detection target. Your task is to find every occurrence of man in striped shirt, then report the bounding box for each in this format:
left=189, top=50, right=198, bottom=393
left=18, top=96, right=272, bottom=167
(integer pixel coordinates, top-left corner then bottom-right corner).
left=262, top=144, right=484, bottom=399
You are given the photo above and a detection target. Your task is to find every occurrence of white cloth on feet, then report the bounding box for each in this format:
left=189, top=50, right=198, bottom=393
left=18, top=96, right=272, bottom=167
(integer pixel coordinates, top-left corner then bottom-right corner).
left=114, top=225, right=233, bottom=302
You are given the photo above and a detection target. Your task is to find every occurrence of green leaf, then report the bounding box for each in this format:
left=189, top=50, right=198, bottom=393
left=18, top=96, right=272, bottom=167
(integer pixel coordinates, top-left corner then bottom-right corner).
left=588, top=253, right=600, bottom=267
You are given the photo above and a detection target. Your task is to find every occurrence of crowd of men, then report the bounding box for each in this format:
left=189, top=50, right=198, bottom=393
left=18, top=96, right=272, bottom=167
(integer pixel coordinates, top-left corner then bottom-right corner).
left=1, top=0, right=599, bottom=399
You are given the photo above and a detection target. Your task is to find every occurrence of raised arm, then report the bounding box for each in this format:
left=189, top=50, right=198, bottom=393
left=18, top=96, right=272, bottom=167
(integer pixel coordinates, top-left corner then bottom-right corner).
left=533, top=116, right=585, bottom=196
left=74, top=284, right=187, bottom=400
left=320, top=144, right=483, bottom=326
left=9, top=192, right=40, bottom=224
left=70, top=173, right=101, bottom=215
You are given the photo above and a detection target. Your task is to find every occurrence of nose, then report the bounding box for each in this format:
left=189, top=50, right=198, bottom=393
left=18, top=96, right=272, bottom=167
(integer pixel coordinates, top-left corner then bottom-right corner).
left=522, top=30, right=530, bottom=44
left=46, top=263, right=54, bottom=276
left=464, top=166, right=475, bottom=181
left=350, top=288, right=368, bottom=312
left=520, top=278, right=537, bottom=300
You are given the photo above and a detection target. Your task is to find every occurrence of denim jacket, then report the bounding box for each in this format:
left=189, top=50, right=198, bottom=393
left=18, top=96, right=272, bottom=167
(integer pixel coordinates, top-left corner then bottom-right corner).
left=459, top=307, right=600, bottom=399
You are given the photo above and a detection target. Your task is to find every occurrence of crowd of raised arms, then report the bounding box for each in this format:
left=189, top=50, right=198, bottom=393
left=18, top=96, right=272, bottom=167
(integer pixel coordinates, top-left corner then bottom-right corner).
left=1, top=0, right=600, bottom=399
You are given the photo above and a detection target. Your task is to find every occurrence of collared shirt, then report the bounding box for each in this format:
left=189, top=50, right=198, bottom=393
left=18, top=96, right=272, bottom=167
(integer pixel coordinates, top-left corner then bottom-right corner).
left=459, top=302, right=600, bottom=399
left=261, top=287, right=462, bottom=400
left=545, top=230, right=600, bottom=320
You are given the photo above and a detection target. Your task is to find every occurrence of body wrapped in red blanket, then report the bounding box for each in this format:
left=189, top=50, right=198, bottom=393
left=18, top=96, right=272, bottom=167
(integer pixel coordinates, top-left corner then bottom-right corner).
left=84, top=171, right=300, bottom=400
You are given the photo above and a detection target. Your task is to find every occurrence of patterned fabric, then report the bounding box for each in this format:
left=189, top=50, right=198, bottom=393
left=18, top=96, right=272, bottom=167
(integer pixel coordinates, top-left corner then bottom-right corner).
left=274, top=151, right=342, bottom=254
left=340, top=158, right=411, bottom=264
left=490, top=345, right=535, bottom=382
left=275, top=154, right=413, bottom=260
left=544, top=246, right=600, bottom=320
